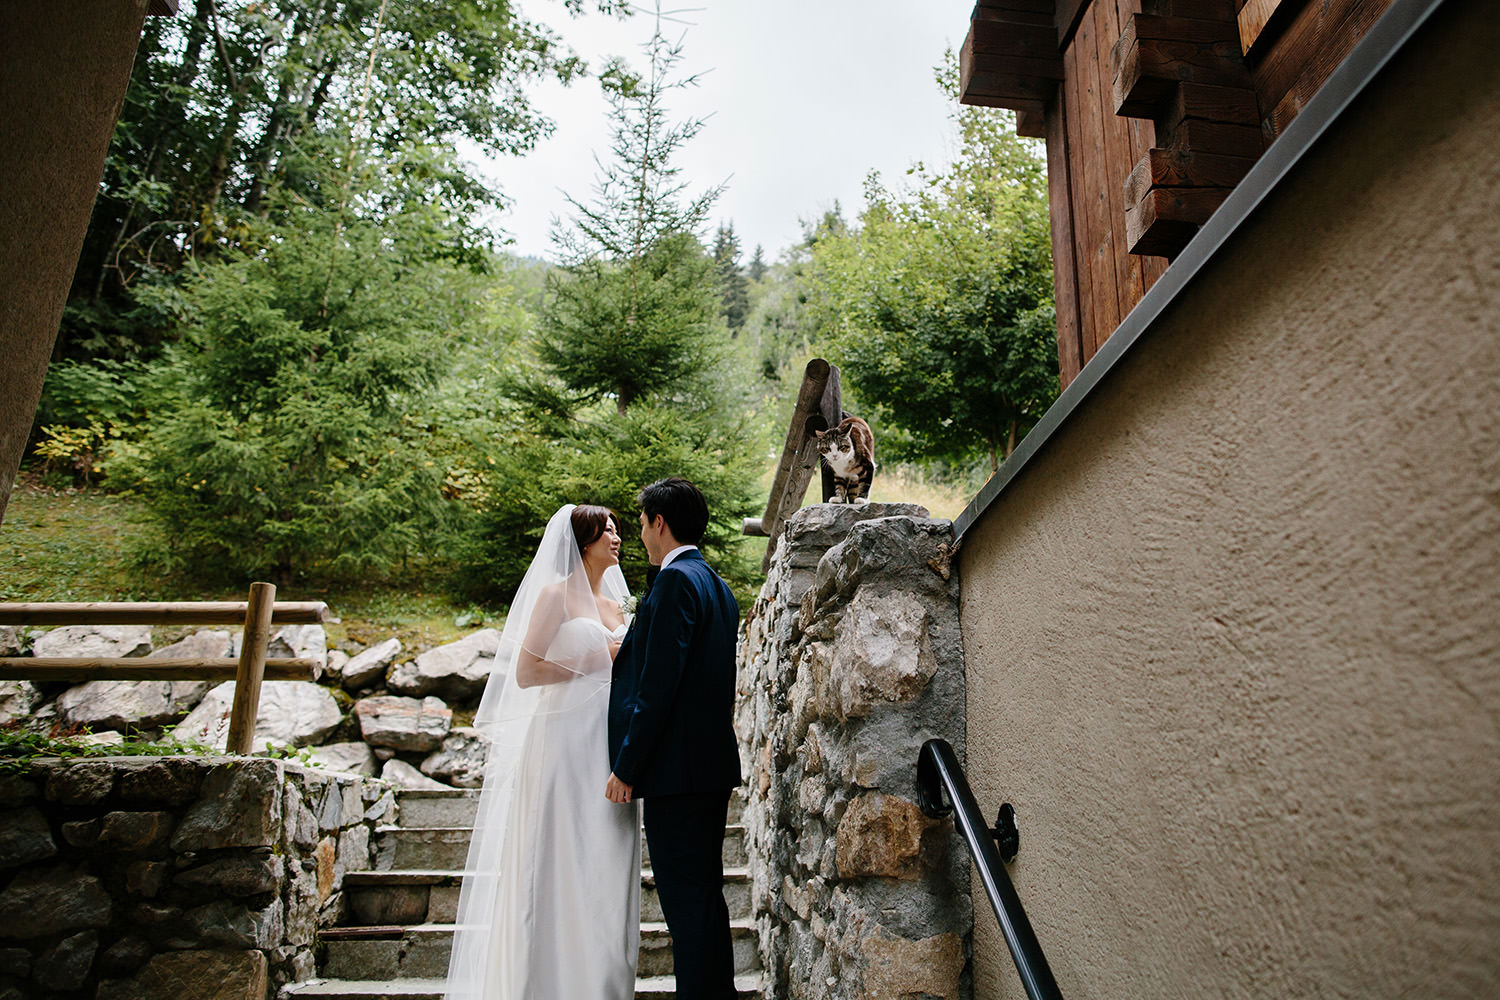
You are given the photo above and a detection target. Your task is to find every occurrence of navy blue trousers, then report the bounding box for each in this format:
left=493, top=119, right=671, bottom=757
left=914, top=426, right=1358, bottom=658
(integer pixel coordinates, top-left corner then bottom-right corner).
left=642, top=790, right=736, bottom=999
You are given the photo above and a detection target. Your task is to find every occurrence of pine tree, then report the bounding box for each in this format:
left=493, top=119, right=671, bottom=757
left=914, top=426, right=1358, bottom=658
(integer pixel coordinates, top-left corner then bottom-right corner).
left=538, top=10, right=724, bottom=414
left=748, top=244, right=768, bottom=283
left=712, top=223, right=750, bottom=332
left=469, top=4, right=761, bottom=603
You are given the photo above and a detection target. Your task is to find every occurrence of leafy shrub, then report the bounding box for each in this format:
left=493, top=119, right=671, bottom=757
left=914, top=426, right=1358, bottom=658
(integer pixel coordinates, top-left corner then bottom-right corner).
left=132, top=219, right=480, bottom=585
left=30, top=359, right=152, bottom=485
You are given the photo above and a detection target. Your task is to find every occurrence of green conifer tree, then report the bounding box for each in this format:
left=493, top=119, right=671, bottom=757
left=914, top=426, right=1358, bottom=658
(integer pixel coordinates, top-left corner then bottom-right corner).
left=712, top=223, right=750, bottom=332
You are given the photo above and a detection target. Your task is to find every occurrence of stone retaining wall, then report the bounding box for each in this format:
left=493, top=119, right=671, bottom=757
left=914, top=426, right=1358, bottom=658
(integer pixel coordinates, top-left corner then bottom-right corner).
left=0, top=756, right=392, bottom=999
left=737, top=504, right=972, bottom=1000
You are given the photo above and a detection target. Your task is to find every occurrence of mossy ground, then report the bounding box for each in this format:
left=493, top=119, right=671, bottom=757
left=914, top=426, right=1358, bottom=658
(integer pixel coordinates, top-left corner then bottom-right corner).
left=2, top=465, right=974, bottom=652
left=0, top=480, right=485, bottom=653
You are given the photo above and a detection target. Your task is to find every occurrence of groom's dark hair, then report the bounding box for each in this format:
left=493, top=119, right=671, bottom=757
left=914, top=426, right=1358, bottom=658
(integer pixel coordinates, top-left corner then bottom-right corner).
left=638, top=478, right=708, bottom=545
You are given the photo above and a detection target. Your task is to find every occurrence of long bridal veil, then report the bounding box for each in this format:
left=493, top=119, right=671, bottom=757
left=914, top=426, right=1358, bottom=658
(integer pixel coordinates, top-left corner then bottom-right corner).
left=444, top=504, right=630, bottom=1000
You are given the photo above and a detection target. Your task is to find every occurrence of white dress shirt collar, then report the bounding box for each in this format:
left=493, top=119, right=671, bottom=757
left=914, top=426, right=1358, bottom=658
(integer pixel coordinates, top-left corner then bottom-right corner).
left=660, top=544, right=698, bottom=569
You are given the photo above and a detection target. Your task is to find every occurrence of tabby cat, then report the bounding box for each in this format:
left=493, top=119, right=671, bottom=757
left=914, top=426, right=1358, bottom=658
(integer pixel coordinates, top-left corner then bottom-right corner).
left=815, top=415, right=876, bottom=505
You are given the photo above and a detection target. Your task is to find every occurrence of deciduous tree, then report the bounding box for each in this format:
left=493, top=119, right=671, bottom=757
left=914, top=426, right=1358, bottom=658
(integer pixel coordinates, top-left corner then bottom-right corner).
left=808, top=59, right=1057, bottom=470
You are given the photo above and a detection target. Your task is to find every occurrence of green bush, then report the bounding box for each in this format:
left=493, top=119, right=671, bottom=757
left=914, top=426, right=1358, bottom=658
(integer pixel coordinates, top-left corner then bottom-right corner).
left=30, top=359, right=152, bottom=486
left=132, top=220, right=476, bottom=585
left=452, top=401, right=762, bottom=609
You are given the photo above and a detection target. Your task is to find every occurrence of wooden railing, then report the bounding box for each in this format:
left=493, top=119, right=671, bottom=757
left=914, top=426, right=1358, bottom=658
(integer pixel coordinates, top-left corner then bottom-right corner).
left=0, top=582, right=329, bottom=754
left=743, top=358, right=844, bottom=571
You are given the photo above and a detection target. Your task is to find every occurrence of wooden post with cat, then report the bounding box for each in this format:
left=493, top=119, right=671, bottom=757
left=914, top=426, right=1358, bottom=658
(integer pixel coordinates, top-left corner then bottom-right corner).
left=744, top=358, right=877, bottom=571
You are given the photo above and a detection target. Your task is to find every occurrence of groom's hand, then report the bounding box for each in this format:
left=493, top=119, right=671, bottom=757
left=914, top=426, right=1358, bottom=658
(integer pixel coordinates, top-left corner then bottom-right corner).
left=605, top=773, right=633, bottom=804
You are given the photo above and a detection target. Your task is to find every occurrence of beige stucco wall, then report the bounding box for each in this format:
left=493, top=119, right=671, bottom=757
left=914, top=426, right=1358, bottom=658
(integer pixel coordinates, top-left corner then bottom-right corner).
left=0, top=0, right=149, bottom=524
left=957, top=2, right=1500, bottom=997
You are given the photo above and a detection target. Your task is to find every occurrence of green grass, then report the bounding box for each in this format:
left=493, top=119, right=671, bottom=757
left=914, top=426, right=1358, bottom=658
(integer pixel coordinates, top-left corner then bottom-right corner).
left=2, top=458, right=976, bottom=655
left=0, top=482, right=485, bottom=652
left=769, top=461, right=978, bottom=522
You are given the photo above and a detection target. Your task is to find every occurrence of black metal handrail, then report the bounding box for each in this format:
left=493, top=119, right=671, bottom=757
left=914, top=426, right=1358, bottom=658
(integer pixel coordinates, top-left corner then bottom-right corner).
left=917, top=738, right=1063, bottom=1000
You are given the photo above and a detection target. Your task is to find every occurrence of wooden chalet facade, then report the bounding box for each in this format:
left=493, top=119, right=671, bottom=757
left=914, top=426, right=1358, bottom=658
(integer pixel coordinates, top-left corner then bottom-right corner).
left=961, top=0, right=1397, bottom=387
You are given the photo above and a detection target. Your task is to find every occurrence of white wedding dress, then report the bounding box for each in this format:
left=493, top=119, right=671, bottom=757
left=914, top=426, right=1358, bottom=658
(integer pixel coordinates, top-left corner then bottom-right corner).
left=445, top=506, right=640, bottom=1000
left=488, top=620, right=640, bottom=998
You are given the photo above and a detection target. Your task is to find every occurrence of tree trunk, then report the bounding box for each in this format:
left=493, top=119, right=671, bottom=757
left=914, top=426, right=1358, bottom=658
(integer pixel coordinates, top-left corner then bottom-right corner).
left=244, top=0, right=332, bottom=216
left=197, top=102, right=243, bottom=250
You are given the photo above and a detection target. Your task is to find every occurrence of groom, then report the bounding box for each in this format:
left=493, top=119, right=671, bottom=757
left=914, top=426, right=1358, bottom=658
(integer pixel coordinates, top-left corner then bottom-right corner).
left=606, top=477, right=742, bottom=999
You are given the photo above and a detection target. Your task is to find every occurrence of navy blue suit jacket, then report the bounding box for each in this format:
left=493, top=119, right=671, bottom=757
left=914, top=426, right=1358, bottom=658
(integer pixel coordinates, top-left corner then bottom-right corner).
left=608, top=549, right=742, bottom=798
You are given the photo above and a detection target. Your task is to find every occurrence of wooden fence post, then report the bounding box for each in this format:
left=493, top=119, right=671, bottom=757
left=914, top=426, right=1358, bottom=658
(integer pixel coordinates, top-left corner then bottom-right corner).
left=226, top=581, right=275, bottom=754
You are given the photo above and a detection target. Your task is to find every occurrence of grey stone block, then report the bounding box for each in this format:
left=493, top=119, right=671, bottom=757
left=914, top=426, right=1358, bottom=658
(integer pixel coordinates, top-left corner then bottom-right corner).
left=0, top=865, right=112, bottom=938
left=0, top=805, right=55, bottom=868
left=173, top=853, right=283, bottom=897
left=44, top=761, right=116, bottom=804
left=95, top=948, right=267, bottom=1000
left=32, top=929, right=97, bottom=992
left=171, top=759, right=284, bottom=851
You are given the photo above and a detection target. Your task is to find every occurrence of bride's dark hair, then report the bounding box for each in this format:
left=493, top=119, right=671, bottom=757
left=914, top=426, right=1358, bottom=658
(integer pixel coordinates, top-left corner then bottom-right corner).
left=570, top=504, right=619, bottom=555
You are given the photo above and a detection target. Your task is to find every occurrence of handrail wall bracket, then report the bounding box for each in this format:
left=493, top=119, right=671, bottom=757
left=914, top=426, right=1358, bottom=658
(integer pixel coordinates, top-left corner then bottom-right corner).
left=917, top=738, right=1063, bottom=1000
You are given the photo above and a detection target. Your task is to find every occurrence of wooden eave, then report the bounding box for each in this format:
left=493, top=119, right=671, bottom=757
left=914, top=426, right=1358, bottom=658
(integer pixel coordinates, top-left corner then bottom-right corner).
left=960, top=1, right=1064, bottom=134
left=952, top=0, right=1450, bottom=539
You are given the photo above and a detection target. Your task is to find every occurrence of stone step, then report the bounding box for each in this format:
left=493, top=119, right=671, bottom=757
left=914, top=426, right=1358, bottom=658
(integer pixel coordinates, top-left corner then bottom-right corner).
left=318, top=921, right=761, bottom=982
left=394, top=789, right=482, bottom=829
left=639, top=869, right=751, bottom=924
left=279, top=973, right=766, bottom=999
left=375, top=824, right=749, bottom=872
left=635, top=920, right=761, bottom=979
left=342, top=868, right=753, bottom=925
left=643, top=823, right=747, bottom=870
left=635, top=974, right=765, bottom=999
left=393, top=786, right=747, bottom=830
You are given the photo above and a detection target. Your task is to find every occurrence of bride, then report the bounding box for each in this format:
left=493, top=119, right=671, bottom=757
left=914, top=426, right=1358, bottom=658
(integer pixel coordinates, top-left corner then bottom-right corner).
left=444, top=504, right=641, bottom=1000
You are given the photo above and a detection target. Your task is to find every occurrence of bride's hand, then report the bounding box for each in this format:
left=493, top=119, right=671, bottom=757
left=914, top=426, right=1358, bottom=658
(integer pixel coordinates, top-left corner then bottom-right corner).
left=608, top=639, right=622, bottom=659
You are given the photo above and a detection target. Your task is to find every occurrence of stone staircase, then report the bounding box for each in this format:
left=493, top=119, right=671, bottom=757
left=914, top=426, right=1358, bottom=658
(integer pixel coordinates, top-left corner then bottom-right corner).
left=281, top=786, right=762, bottom=999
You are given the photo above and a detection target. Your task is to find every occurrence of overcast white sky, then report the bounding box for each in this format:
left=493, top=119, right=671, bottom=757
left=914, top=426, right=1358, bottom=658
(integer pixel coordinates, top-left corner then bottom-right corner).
left=475, top=1, right=979, bottom=262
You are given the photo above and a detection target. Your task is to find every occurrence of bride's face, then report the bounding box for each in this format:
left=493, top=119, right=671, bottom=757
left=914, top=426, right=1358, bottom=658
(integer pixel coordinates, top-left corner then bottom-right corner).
left=582, top=517, right=621, bottom=568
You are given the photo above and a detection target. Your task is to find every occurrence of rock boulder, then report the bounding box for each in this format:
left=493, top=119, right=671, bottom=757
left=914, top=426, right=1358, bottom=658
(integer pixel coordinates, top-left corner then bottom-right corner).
left=0, top=681, right=40, bottom=724
left=306, top=742, right=378, bottom=777
left=419, top=727, right=490, bottom=788
left=353, top=695, right=451, bottom=752
left=171, top=681, right=342, bottom=752
left=386, top=630, right=498, bottom=701
left=379, top=758, right=450, bottom=791
left=340, top=638, right=402, bottom=691
left=33, top=625, right=152, bottom=659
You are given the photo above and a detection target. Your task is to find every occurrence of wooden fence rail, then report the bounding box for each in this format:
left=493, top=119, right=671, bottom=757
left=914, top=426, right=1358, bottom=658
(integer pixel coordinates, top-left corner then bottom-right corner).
left=743, top=358, right=844, bottom=571
left=0, top=582, right=329, bottom=754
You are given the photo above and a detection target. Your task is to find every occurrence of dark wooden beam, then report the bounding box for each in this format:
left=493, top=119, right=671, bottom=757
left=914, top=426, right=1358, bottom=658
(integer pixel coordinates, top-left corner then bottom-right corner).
left=1165, top=118, right=1266, bottom=157
left=961, top=54, right=1059, bottom=114
left=1124, top=185, right=1230, bottom=257
left=976, top=0, right=1056, bottom=11
left=1017, top=109, right=1048, bottom=137
left=960, top=5, right=1064, bottom=115
left=1157, top=81, right=1260, bottom=131
left=973, top=2, right=1055, bottom=27
left=1141, top=0, right=1237, bottom=18
left=1055, top=0, right=1088, bottom=46
left=1121, top=147, right=1258, bottom=205
left=147, top=0, right=179, bottom=14
left=970, top=14, right=1062, bottom=59
left=1111, top=14, right=1252, bottom=118
left=1237, top=0, right=1291, bottom=53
